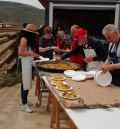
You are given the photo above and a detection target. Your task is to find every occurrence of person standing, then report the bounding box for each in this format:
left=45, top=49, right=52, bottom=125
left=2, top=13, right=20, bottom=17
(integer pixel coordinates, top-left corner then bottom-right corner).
left=18, top=23, right=38, bottom=113
left=101, top=24, right=120, bottom=86
left=39, top=26, right=55, bottom=60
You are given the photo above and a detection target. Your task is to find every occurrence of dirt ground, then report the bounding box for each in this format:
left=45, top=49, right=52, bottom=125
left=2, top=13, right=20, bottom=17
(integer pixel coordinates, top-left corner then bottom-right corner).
left=0, top=81, right=51, bottom=129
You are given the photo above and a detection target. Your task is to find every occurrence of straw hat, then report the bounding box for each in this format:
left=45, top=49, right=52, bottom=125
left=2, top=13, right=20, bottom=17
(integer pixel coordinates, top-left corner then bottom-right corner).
left=24, top=23, right=37, bottom=33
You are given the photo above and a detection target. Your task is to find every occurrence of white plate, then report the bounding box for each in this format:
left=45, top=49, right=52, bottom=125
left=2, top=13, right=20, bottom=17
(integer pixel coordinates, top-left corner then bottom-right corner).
left=72, top=74, right=86, bottom=81
left=64, top=70, right=76, bottom=77
left=60, top=92, right=79, bottom=100
left=85, top=70, right=97, bottom=78
left=95, top=70, right=112, bottom=87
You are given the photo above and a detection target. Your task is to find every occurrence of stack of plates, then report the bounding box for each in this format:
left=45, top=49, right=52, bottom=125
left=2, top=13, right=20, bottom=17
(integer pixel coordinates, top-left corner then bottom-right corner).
left=94, top=70, right=112, bottom=87
left=72, top=74, right=86, bottom=81
left=84, top=70, right=96, bottom=79
left=64, top=70, right=76, bottom=77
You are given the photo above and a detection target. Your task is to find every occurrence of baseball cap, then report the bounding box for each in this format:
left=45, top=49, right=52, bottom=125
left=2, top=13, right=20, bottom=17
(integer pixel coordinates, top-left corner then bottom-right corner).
left=73, top=28, right=87, bottom=41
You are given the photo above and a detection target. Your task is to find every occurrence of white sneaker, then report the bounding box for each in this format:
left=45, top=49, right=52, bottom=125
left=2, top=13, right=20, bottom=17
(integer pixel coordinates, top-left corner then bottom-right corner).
left=21, top=104, right=33, bottom=113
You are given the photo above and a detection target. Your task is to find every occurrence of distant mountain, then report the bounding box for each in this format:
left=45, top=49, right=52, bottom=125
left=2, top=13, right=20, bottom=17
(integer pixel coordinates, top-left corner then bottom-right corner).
left=0, top=1, right=45, bottom=25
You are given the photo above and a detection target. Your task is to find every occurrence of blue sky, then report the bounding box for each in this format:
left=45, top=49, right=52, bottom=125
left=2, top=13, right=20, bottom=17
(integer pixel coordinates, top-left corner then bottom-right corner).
left=0, top=0, right=44, bottom=9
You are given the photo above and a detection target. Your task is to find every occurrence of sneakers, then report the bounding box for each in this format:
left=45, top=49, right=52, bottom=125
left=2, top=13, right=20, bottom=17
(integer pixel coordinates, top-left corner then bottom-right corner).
left=20, top=100, right=33, bottom=106
left=21, top=104, right=33, bottom=113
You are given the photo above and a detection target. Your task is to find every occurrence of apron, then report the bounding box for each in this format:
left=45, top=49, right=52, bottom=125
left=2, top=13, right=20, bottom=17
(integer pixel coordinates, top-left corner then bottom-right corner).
left=84, top=46, right=103, bottom=71
left=108, top=43, right=120, bottom=86
left=21, top=56, right=34, bottom=90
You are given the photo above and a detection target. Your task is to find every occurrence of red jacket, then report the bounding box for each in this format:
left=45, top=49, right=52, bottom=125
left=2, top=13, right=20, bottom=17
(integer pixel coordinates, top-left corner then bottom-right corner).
left=70, top=40, right=85, bottom=67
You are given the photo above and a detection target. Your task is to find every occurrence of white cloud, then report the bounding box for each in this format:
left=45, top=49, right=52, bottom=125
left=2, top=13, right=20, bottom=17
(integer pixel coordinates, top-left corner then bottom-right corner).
left=0, top=0, right=44, bottom=9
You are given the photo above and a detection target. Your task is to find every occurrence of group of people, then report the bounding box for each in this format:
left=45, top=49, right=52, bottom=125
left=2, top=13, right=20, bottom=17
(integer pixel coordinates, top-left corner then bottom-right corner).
left=17, top=23, right=120, bottom=113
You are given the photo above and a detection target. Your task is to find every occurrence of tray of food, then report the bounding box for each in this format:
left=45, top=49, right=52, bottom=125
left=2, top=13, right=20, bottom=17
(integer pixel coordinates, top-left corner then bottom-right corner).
left=50, top=75, right=66, bottom=81
left=36, top=60, right=80, bottom=73
left=51, top=80, right=66, bottom=86
left=55, top=83, right=72, bottom=91
left=60, top=91, right=79, bottom=100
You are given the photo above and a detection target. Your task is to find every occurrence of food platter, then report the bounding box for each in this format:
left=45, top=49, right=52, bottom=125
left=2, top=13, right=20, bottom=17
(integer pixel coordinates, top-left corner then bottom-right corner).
left=36, top=60, right=80, bottom=73
left=51, top=80, right=65, bottom=86
left=60, top=91, right=79, bottom=100
left=55, top=84, right=73, bottom=91
left=50, top=75, right=66, bottom=81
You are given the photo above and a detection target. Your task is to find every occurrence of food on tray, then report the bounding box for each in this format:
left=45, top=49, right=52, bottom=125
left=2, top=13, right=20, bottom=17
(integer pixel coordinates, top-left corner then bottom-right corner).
left=61, top=91, right=79, bottom=99
left=51, top=75, right=65, bottom=80
left=39, top=63, right=80, bottom=70
left=56, top=83, right=72, bottom=90
left=51, top=80, right=64, bottom=86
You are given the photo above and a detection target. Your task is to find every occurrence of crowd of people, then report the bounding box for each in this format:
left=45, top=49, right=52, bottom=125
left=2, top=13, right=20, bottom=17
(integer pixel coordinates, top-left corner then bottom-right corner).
left=17, top=23, right=120, bottom=113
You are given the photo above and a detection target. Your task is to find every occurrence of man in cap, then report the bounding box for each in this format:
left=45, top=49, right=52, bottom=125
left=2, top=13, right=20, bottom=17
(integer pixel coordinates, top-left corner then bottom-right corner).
left=69, top=28, right=85, bottom=68
left=56, top=27, right=107, bottom=71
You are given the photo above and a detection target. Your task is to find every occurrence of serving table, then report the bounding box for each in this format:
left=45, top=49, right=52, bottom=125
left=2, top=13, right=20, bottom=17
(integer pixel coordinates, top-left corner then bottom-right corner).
left=36, top=70, right=120, bottom=129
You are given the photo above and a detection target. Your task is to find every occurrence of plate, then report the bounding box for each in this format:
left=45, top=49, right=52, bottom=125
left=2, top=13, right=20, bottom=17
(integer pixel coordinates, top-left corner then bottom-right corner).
left=51, top=81, right=67, bottom=86
left=95, top=70, right=112, bottom=87
left=85, top=70, right=97, bottom=78
left=56, top=85, right=73, bottom=91
left=72, top=74, right=86, bottom=81
left=64, top=70, right=76, bottom=77
left=51, top=75, right=66, bottom=81
left=60, top=91, right=79, bottom=100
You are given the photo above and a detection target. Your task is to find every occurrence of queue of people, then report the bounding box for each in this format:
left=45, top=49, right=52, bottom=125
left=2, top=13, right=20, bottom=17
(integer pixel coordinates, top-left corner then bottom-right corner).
left=17, top=23, right=120, bottom=113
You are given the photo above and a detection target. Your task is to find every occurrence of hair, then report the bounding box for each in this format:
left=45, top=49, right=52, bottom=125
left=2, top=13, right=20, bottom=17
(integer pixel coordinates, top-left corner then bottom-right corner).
left=44, top=26, right=52, bottom=34
left=102, top=24, right=119, bottom=35
left=70, top=24, right=79, bottom=32
left=22, top=23, right=28, bottom=28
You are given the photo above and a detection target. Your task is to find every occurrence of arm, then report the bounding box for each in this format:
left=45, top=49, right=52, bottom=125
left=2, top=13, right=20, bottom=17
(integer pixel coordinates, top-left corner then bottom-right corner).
left=61, top=45, right=80, bottom=60
left=39, top=47, right=51, bottom=52
left=39, top=37, right=51, bottom=52
left=18, top=37, right=38, bottom=57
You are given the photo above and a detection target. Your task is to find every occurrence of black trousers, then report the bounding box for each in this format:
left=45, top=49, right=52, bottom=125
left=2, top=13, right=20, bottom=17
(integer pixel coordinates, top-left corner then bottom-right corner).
left=21, top=83, right=29, bottom=104
left=111, top=71, right=120, bottom=87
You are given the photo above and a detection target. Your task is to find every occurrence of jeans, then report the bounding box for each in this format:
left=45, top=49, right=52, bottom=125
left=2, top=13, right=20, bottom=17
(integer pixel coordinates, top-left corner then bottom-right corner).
left=21, top=83, right=29, bottom=104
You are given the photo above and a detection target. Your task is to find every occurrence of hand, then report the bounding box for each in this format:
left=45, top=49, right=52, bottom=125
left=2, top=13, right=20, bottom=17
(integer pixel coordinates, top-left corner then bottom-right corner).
left=55, top=57, right=61, bottom=62
left=54, top=47, right=61, bottom=52
left=100, top=64, right=111, bottom=73
left=46, top=47, right=51, bottom=50
left=83, top=57, right=93, bottom=63
left=29, top=51, right=38, bottom=57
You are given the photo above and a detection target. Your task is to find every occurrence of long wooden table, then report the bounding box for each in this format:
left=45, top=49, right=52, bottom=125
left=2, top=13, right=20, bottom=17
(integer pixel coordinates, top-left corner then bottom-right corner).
left=37, top=72, right=120, bottom=129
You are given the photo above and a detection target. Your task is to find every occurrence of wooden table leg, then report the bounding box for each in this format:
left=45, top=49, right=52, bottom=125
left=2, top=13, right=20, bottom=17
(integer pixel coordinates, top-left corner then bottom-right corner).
left=47, top=91, right=52, bottom=112
left=50, top=96, right=56, bottom=128
left=35, top=73, right=40, bottom=96
left=55, top=100, right=60, bottom=129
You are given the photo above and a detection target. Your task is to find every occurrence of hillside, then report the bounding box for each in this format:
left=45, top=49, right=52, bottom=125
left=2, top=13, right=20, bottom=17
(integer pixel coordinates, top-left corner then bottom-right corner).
left=0, top=1, right=45, bottom=25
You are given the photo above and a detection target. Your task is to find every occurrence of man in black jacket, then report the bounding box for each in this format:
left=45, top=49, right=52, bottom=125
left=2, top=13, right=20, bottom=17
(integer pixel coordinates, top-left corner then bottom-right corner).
left=56, top=28, right=107, bottom=71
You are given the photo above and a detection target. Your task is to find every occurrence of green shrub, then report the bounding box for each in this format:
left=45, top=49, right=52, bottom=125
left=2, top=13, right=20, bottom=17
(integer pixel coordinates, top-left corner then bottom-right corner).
left=0, top=66, right=21, bottom=88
